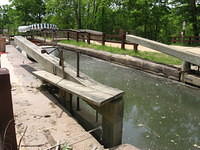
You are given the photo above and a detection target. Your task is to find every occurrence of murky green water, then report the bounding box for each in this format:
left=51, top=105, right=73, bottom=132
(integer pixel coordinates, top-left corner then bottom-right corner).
left=62, top=51, right=200, bottom=150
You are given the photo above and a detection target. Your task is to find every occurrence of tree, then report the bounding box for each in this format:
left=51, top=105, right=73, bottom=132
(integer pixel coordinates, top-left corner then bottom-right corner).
left=0, top=5, right=13, bottom=34
left=10, top=0, right=45, bottom=25
left=171, top=0, right=200, bottom=36
left=1, top=0, right=200, bottom=43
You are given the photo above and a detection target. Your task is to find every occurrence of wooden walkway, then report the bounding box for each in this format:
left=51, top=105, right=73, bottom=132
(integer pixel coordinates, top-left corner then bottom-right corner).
left=127, top=35, right=200, bottom=66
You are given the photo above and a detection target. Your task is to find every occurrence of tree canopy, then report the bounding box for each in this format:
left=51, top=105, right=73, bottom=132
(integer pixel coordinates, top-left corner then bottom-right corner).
left=1, top=0, right=200, bottom=43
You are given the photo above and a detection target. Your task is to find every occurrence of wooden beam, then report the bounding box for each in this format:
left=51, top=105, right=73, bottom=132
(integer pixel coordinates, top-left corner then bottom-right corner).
left=33, top=70, right=123, bottom=106
left=126, top=34, right=200, bottom=66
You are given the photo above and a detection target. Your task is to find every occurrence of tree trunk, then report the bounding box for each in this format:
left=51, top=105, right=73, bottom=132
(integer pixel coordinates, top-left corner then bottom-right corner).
left=78, top=0, right=82, bottom=29
left=86, top=2, right=90, bottom=28
left=189, top=0, right=199, bottom=36
left=101, top=6, right=105, bottom=32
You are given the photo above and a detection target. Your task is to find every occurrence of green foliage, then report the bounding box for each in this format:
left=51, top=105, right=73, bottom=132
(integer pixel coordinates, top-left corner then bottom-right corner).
left=45, top=0, right=77, bottom=28
left=60, top=40, right=182, bottom=65
left=1, top=0, right=200, bottom=44
left=10, top=0, right=45, bottom=25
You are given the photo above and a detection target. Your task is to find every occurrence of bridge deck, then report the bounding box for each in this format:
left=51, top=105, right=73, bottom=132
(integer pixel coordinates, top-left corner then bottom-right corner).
left=33, top=70, right=123, bottom=106
left=126, top=35, right=200, bottom=66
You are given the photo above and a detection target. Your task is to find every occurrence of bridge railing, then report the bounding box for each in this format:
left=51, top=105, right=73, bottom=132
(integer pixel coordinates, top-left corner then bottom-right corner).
left=30, top=29, right=139, bottom=51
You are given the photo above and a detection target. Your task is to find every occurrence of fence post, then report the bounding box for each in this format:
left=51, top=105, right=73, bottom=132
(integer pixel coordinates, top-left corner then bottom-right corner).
left=102, top=33, right=105, bottom=46
left=80, top=33, right=84, bottom=42
left=67, top=31, right=70, bottom=40
left=121, top=30, right=126, bottom=49
left=0, top=68, right=17, bottom=150
left=76, top=31, right=79, bottom=42
left=87, top=33, right=91, bottom=44
left=174, top=37, right=176, bottom=43
left=133, top=44, right=138, bottom=52
left=188, top=37, right=192, bottom=45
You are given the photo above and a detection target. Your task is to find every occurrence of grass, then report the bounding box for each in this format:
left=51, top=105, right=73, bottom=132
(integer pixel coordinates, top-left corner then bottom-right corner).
left=60, top=40, right=182, bottom=66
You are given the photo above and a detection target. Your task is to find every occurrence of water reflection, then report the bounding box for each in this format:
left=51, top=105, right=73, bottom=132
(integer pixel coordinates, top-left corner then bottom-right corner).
left=63, top=51, right=200, bottom=150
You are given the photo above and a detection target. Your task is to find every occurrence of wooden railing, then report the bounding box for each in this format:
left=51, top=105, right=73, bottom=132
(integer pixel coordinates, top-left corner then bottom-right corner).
left=31, top=29, right=139, bottom=51
left=171, top=36, right=200, bottom=45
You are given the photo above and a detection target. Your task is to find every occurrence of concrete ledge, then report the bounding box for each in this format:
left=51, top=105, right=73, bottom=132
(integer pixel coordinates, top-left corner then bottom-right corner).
left=57, top=42, right=180, bottom=80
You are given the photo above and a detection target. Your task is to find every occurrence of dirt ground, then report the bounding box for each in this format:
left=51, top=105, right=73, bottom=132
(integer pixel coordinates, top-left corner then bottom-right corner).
left=91, top=40, right=199, bottom=53
left=91, top=40, right=159, bottom=52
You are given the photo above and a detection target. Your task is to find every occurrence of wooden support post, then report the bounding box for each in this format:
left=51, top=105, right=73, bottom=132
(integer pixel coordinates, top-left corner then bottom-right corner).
left=173, top=37, right=176, bottom=43
left=100, top=98, right=124, bottom=148
left=181, top=61, right=191, bottom=82
left=82, top=33, right=85, bottom=42
left=0, top=68, right=17, bottom=150
left=87, top=33, right=91, bottom=44
left=102, top=33, right=105, bottom=46
left=121, top=31, right=126, bottom=49
left=182, top=61, right=191, bottom=72
left=76, top=32, right=79, bottom=42
left=133, top=44, right=138, bottom=52
left=188, top=37, right=192, bottom=45
left=67, top=32, right=70, bottom=40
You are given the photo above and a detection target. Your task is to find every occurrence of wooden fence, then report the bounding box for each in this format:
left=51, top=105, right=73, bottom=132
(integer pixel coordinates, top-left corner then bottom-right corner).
left=32, top=29, right=139, bottom=51
left=171, top=36, right=200, bottom=45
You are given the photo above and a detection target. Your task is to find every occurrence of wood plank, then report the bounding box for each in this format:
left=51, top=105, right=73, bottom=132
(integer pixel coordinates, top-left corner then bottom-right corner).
left=33, top=70, right=123, bottom=106
left=126, top=34, right=200, bottom=66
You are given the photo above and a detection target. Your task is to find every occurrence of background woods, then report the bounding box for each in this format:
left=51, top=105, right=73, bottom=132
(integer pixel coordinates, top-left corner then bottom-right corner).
left=0, top=0, right=200, bottom=43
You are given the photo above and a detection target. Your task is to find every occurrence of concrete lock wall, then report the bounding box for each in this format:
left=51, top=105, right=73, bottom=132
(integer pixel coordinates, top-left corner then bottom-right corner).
left=0, top=68, right=17, bottom=150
